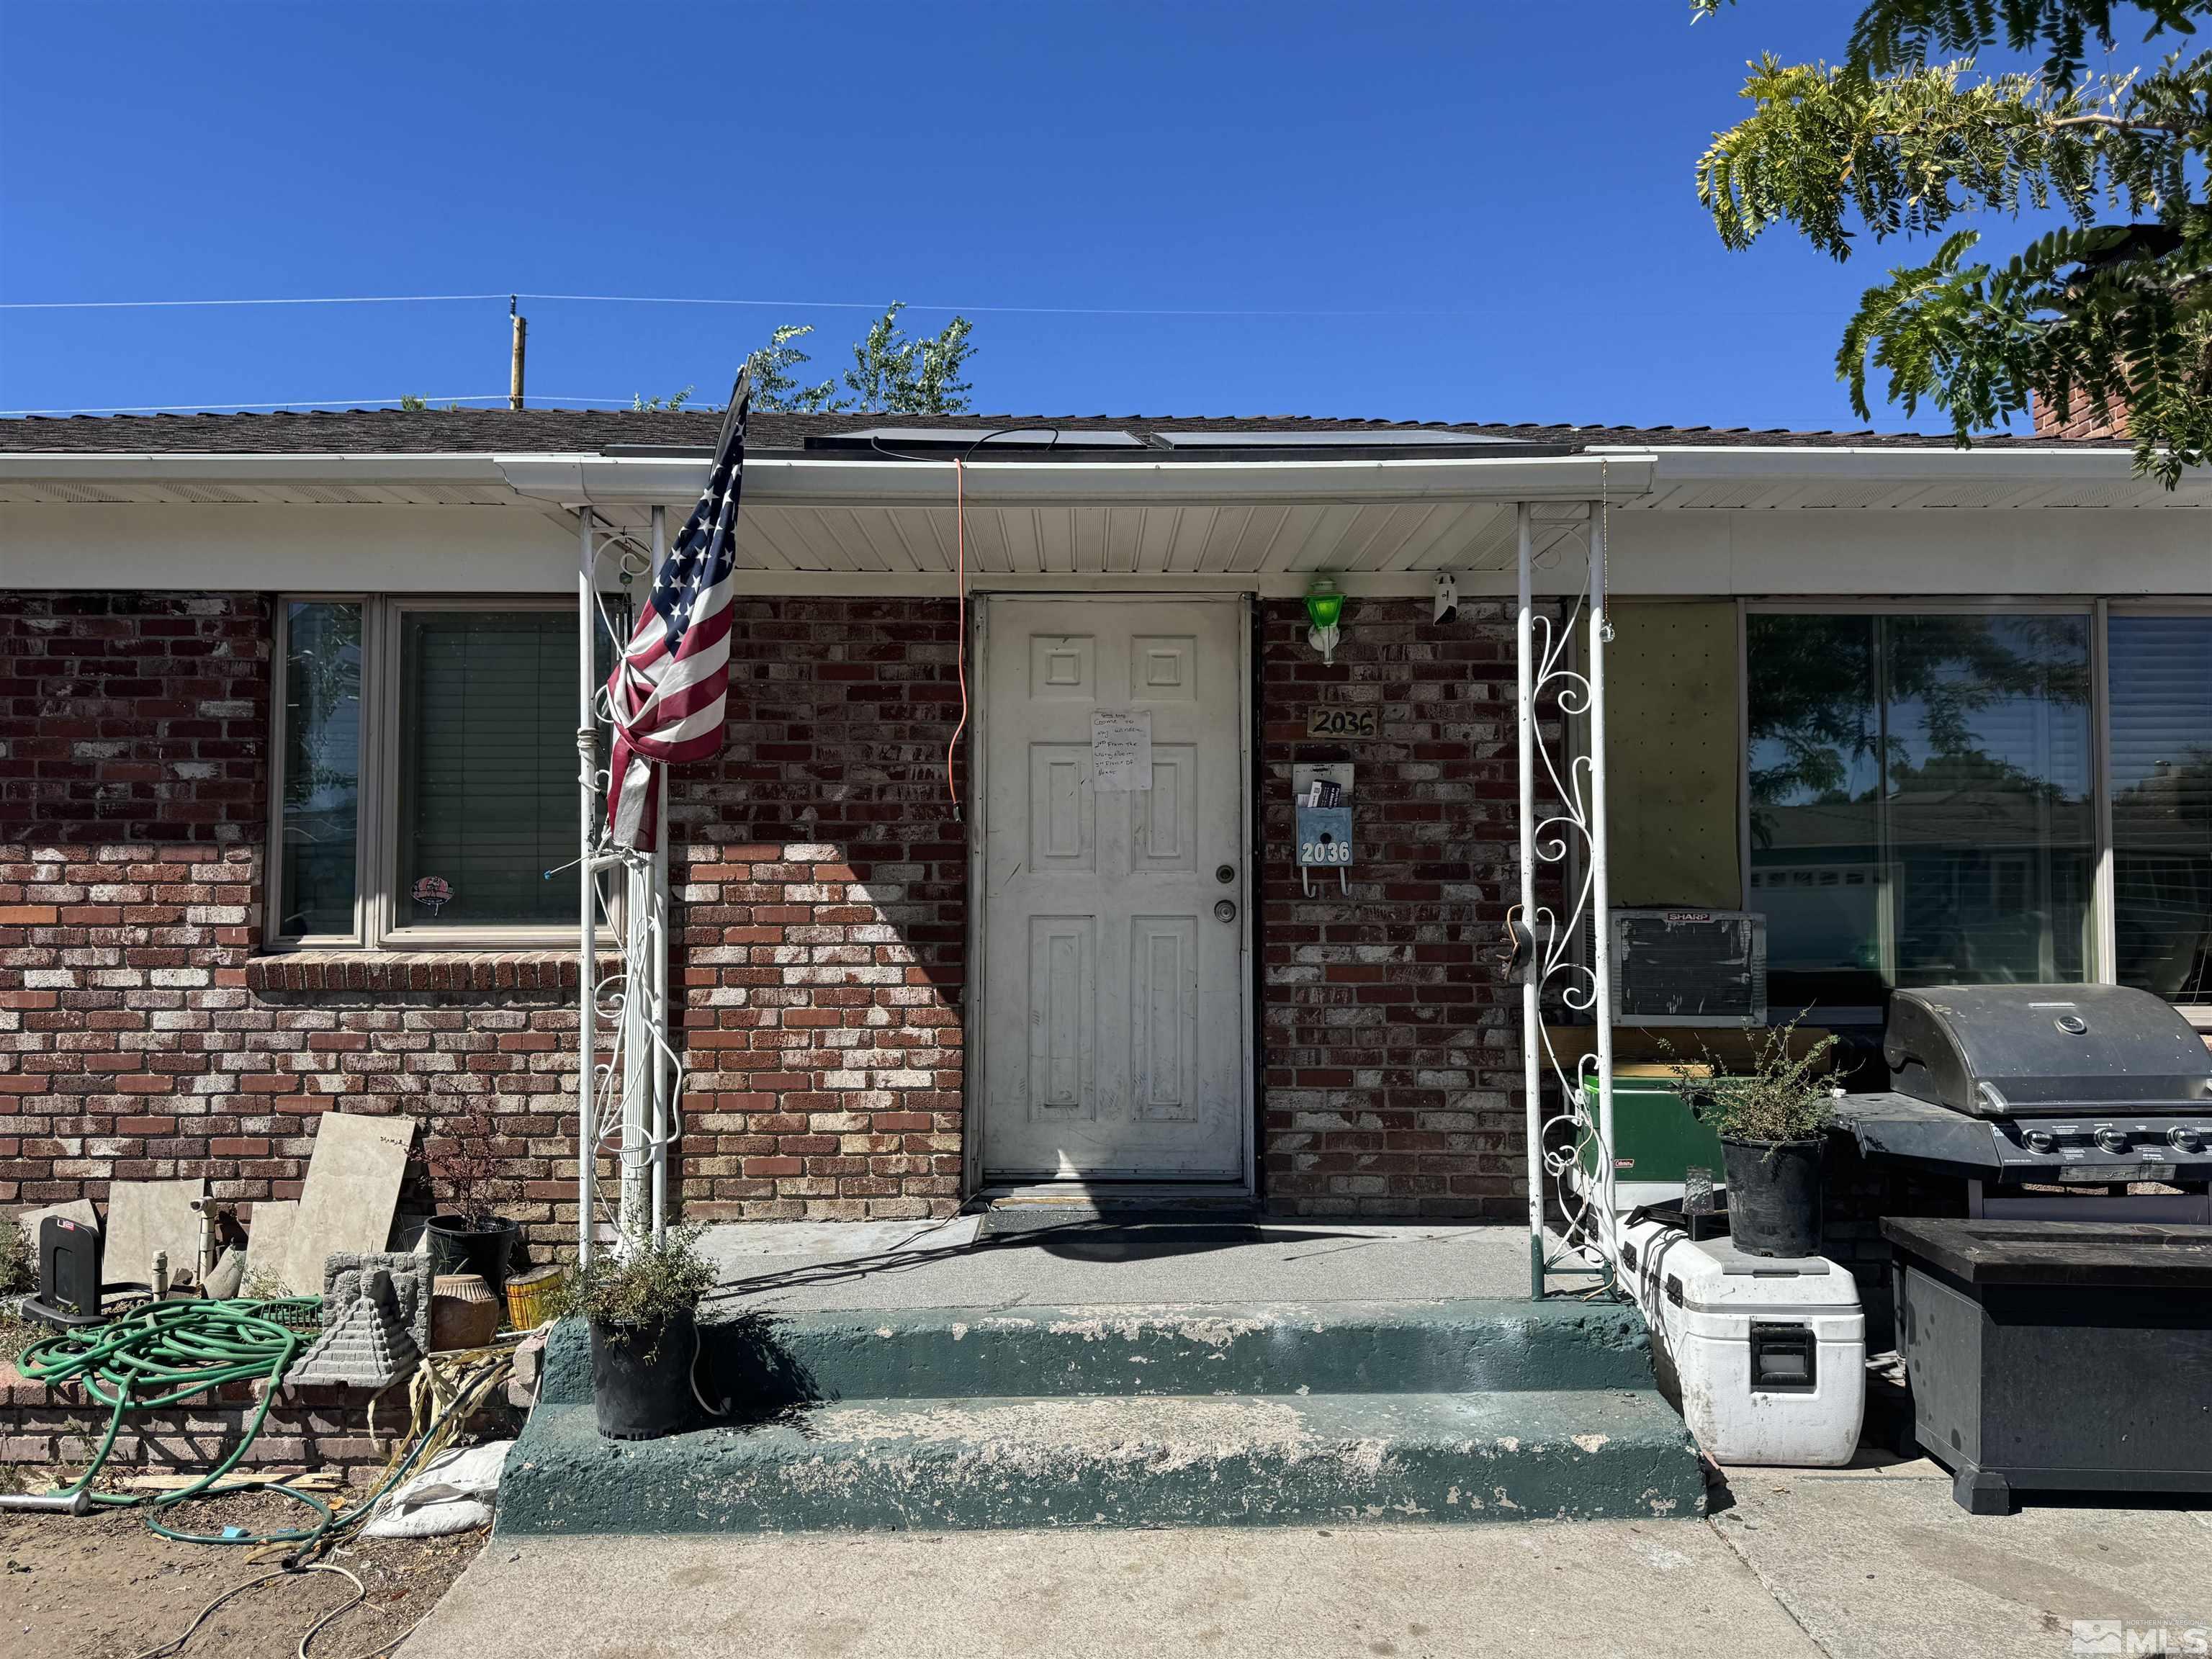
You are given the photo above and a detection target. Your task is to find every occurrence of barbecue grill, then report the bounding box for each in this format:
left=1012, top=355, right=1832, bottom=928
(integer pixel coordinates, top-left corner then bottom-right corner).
left=1833, top=984, right=2212, bottom=1223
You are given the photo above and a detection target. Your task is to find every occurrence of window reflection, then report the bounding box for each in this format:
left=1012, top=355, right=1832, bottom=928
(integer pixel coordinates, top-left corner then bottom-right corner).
left=1748, top=613, right=2093, bottom=1016
left=2110, top=616, right=2212, bottom=1002
left=279, top=602, right=362, bottom=937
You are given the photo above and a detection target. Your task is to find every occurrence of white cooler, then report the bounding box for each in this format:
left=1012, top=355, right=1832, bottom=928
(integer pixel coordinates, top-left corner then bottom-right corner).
left=1619, top=1215, right=1866, bottom=1467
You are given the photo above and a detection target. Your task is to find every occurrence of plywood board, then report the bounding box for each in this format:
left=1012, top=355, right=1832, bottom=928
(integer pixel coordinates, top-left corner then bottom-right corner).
left=243, top=1200, right=300, bottom=1295
left=274, top=1112, right=413, bottom=1300
left=103, top=1179, right=205, bottom=1289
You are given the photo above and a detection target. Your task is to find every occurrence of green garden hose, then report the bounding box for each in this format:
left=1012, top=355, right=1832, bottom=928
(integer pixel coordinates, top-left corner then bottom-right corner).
left=15, top=1296, right=336, bottom=1545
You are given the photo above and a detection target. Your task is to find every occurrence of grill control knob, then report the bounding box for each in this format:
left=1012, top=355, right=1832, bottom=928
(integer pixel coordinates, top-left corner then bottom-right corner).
left=2094, top=1128, right=2130, bottom=1154
left=2170, top=1125, right=2203, bottom=1154
left=2022, top=1128, right=2056, bottom=1154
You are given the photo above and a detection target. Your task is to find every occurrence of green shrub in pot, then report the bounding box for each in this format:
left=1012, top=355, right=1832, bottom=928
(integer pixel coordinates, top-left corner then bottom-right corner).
left=548, top=1226, right=717, bottom=1440
left=1663, top=1022, right=1840, bottom=1258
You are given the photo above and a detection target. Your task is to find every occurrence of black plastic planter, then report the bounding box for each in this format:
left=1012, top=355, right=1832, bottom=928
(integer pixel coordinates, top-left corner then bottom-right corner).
left=1720, top=1136, right=1825, bottom=1258
left=425, top=1214, right=521, bottom=1295
left=590, top=1308, right=698, bottom=1441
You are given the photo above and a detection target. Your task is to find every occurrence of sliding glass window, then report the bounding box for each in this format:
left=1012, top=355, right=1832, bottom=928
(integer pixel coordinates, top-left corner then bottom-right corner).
left=2109, top=614, right=2212, bottom=1004
left=1746, top=611, right=2095, bottom=1019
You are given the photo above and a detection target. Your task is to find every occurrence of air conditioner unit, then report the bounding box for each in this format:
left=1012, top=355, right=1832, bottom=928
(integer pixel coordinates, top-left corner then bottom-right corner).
left=1606, top=909, right=1768, bottom=1027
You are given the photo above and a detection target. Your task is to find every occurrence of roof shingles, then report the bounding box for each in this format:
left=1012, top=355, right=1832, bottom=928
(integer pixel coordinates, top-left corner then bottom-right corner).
left=0, top=406, right=2103, bottom=456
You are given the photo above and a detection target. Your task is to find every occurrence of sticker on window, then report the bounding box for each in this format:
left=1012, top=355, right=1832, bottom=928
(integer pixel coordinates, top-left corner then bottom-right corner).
left=411, top=876, right=453, bottom=914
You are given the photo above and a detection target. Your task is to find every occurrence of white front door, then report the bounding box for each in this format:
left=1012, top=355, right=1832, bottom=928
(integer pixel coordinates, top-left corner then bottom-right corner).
left=980, top=597, right=1249, bottom=1181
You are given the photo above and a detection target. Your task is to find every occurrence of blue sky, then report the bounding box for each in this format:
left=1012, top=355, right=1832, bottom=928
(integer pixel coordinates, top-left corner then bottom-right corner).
left=0, top=0, right=2006, bottom=430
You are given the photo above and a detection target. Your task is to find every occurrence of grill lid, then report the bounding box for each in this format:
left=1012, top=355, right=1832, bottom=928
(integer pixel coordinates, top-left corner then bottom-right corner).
left=1884, top=984, right=2212, bottom=1118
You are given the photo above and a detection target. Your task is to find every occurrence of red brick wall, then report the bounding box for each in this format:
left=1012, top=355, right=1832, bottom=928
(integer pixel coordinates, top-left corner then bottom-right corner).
left=670, top=599, right=967, bottom=1222
left=0, top=594, right=590, bottom=1260
left=5, top=587, right=1545, bottom=1242
left=2030, top=390, right=2127, bottom=441
left=1258, top=598, right=1532, bottom=1218
left=0, top=593, right=268, bottom=844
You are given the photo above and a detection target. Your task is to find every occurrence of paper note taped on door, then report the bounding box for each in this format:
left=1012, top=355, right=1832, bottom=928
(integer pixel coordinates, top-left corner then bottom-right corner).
left=1091, top=708, right=1153, bottom=791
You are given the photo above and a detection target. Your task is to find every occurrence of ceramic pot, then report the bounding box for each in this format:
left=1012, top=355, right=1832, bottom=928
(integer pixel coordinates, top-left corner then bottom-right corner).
left=431, top=1271, right=503, bottom=1351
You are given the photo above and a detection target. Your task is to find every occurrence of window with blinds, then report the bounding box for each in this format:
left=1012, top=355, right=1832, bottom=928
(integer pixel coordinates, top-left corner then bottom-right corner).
left=395, top=610, right=577, bottom=929
left=2110, top=616, right=2212, bottom=1004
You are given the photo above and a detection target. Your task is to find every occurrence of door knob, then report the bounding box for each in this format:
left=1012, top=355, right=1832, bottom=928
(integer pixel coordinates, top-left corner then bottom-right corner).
left=1214, top=899, right=1237, bottom=923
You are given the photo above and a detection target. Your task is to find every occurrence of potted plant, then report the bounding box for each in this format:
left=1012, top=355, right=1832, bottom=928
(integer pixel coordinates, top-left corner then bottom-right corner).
left=422, top=1122, right=523, bottom=1295
left=555, top=1225, right=716, bottom=1441
left=1665, top=1022, right=1840, bottom=1259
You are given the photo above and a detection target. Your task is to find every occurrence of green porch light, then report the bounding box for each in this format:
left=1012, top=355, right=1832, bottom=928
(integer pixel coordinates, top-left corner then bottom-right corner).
left=1305, top=576, right=1346, bottom=665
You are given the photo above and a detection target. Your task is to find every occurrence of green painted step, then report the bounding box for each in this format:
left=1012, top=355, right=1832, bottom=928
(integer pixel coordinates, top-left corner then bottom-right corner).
left=501, top=1300, right=1707, bottom=1534
left=500, top=1388, right=1702, bottom=1534
left=534, top=1298, right=1665, bottom=1406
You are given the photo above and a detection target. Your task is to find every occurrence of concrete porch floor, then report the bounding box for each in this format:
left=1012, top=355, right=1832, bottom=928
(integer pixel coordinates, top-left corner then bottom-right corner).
left=693, top=1218, right=1591, bottom=1313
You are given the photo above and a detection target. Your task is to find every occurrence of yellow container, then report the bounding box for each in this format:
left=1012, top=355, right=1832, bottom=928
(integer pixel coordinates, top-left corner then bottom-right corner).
left=503, top=1265, right=566, bottom=1331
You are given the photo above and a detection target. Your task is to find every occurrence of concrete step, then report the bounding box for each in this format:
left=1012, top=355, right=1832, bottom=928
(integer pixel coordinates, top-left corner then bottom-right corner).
left=498, top=1388, right=1705, bottom=1534
left=503, top=1299, right=1706, bottom=1533
left=534, top=1298, right=1665, bottom=1407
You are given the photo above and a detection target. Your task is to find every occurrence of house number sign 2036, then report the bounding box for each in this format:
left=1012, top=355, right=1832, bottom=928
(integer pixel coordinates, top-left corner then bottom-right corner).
left=1305, top=706, right=1377, bottom=739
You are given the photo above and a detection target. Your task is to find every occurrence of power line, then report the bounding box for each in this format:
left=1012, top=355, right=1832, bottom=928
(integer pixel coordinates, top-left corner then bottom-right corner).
left=0, top=293, right=509, bottom=312
left=0, top=392, right=527, bottom=416
left=0, top=289, right=1462, bottom=318
left=0, top=287, right=1845, bottom=319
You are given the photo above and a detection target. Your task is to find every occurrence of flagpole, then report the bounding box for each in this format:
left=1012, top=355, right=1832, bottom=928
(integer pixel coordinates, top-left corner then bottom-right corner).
left=576, top=511, right=599, bottom=1269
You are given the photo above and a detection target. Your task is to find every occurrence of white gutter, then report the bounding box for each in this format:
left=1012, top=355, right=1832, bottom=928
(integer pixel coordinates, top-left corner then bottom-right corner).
left=490, top=451, right=1660, bottom=508
left=1592, top=444, right=2195, bottom=490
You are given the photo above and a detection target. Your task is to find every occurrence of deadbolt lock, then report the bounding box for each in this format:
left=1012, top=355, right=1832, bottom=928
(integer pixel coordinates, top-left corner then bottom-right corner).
left=1215, top=864, right=1236, bottom=884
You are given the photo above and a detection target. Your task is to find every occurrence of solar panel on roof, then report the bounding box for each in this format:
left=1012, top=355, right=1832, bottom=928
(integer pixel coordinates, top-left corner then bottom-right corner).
left=811, top=426, right=1144, bottom=449
left=1152, top=429, right=1529, bottom=449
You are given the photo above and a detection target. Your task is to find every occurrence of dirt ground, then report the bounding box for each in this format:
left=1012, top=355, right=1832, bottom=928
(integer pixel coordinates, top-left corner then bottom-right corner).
left=1, top=1487, right=481, bottom=1659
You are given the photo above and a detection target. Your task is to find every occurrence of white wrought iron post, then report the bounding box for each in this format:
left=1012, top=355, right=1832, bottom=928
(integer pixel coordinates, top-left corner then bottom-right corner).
left=1516, top=503, right=1544, bottom=1298
left=1517, top=498, right=1618, bottom=1296
left=575, top=513, right=600, bottom=1268
left=1586, top=498, right=1617, bottom=1236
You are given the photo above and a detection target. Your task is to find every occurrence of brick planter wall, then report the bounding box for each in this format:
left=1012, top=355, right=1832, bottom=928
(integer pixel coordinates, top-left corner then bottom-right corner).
left=1258, top=598, right=1535, bottom=1219
left=0, top=1362, right=518, bottom=1483
left=670, top=598, right=967, bottom=1222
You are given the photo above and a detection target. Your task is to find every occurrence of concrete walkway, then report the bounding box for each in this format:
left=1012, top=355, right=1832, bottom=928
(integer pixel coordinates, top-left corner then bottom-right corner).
left=696, top=1218, right=1569, bottom=1311
left=410, top=1452, right=2212, bottom=1658
left=408, top=1518, right=1819, bottom=1659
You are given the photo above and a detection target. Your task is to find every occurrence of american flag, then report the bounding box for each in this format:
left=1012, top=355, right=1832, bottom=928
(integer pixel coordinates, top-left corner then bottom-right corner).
left=603, top=367, right=750, bottom=851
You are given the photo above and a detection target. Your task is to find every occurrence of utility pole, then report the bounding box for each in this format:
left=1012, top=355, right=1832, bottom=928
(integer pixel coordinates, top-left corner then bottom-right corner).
left=510, top=297, right=528, bottom=410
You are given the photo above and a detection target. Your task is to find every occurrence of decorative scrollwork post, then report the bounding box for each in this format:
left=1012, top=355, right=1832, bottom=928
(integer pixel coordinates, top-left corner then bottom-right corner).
left=1517, top=498, right=1615, bottom=1297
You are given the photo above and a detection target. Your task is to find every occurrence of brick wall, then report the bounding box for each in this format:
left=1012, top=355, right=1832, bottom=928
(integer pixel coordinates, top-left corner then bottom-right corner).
left=1258, top=598, right=1534, bottom=1218
left=2030, top=389, right=2127, bottom=441
left=0, top=594, right=591, bottom=1262
left=670, top=599, right=966, bottom=1222
left=0, top=593, right=267, bottom=843
left=0, top=1361, right=513, bottom=1481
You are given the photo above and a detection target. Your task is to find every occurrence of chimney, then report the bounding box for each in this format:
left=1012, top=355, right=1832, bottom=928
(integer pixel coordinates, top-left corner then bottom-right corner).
left=2030, top=388, right=2126, bottom=440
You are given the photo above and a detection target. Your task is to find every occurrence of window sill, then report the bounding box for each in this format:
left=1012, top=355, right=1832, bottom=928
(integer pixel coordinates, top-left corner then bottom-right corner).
left=248, top=949, right=609, bottom=994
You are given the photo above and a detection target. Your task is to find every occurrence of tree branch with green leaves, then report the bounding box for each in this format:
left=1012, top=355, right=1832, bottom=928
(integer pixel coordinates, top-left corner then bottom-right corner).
left=1694, top=2, right=2212, bottom=482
